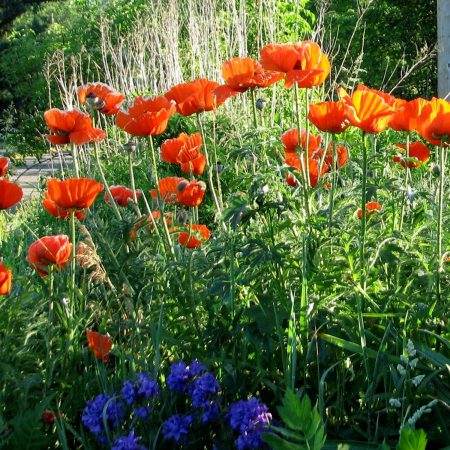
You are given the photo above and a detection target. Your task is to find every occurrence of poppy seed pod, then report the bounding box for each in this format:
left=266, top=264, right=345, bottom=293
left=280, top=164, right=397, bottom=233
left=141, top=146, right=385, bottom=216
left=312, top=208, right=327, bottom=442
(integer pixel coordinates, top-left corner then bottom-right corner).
left=86, top=92, right=106, bottom=111
left=256, top=98, right=266, bottom=110
left=431, top=163, right=440, bottom=177
left=406, top=186, right=415, bottom=202
left=123, top=141, right=136, bottom=153
left=177, top=209, right=189, bottom=223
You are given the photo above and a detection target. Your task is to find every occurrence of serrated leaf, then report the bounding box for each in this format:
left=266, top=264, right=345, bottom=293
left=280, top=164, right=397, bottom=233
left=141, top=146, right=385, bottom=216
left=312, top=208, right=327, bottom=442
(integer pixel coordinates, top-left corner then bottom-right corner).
left=397, top=427, right=427, bottom=450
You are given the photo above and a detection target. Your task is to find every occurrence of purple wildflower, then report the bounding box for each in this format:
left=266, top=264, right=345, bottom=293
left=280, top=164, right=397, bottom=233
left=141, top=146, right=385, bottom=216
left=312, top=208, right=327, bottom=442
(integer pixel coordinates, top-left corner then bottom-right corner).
left=162, top=413, right=194, bottom=444
left=111, top=430, right=146, bottom=450
left=82, top=394, right=125, bottom=444
left=121, top=372, right=159, bottom=408
left=228, top=398, right=271, bottom=450
left=166, top=360, right=206, bottom=393
left=191, top=372, right=220, bottom=409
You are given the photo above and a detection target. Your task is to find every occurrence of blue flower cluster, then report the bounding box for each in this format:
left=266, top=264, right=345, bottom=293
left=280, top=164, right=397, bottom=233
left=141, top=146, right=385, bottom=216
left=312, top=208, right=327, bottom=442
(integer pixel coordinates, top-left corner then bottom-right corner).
left=111, top=430, right=146, bottom=450
left=162, top=360, right=221, bottom=444
left=166, top=359, right=206, bottom=393
left=81, top=394, right=125, bottom=444
left=121, top=372, right=159, bottom=419
left=81, top=361, right=272, bottom=449
left=228, top=398, right=272, bottom=450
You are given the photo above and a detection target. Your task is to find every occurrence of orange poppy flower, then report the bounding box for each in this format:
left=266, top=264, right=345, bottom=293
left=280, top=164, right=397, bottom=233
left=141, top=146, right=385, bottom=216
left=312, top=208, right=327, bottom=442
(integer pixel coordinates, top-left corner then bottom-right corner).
left=177, top=224, right=211, bottom=248
left=42, top=192, right=85, bottom=220
left=44, top=109, right=106, bottom=145
left=308, top=101, right=351, bottom=133
left=165, top=78, right=226, bottom=116
left=105, top=185, right=142, bottom=207
left=27, top=235, right=73, bottom=277
left=415, top=97, right=450, bottom=146
left=213, top=57, right=283, bottom=103
left=177, top=179, right=206, bottom=207
left=316, top=144, right=349, bottom=169
left=338, top=85, right=396, bottom=133
left=115, top=96, right=176, bottom=136
left=151, top=177, right=184, bottom=203
left=175, top=133, right=206, bottom=175
left=0, top=179, right=23, bottom=210
left=0, top=262, right=12, bottom=295
left=78, top=82, right=125, bottom=115
left=281, top=128, right=322, bottom=155
left=393, top=142, right=430, bottom=168
left=0, top=157, right=9, bottom=177
left=260, top=41, right=331, bottom=89
left=284, top=152, right=327, bottom=188
left=357, top=201, right=382, bottom=219
left=86, top=330, right=112, bottom=363
left=161, top=133, right=191, bottom=163
left=45, top=178, right=104, bottom=213
left=389, top=98, right=429, bottom=132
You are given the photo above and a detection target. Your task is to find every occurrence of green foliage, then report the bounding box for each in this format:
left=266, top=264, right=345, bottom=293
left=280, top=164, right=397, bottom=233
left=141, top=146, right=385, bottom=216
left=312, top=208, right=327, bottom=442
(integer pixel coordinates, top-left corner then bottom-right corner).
left=263, top=390, right=326, bottom=450
left=397, top=427, right=427, bottom=450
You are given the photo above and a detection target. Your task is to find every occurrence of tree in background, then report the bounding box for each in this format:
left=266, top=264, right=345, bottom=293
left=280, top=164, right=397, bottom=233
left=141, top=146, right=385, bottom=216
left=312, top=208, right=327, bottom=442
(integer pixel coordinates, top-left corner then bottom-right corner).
left=318, top=0, right=437, bottom=98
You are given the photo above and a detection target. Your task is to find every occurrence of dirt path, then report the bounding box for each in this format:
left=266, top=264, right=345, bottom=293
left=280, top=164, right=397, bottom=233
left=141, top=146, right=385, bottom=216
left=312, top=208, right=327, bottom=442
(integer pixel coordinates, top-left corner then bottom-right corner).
left=1, top=150, right=72, bottom=200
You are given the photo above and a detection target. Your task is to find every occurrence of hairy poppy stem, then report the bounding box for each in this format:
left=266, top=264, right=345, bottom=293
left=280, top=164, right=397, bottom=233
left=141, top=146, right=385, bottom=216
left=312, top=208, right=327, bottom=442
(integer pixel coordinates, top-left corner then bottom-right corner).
left=250, top=88, right=258, bottom=129
left=70, top=143, right=80, bottom=178
left=398, top=133, right=410, bottom=231
left=128, top=152, right=141, bottom=218
left=328, top=140, right=337, bottom=233
left=196, top=114, right=225, bottom=229
left=293, top=84, right=311, bottom=219
left=360, top=131, right=368, bottom=284
left=70, top=210, right=76, bottom=306
left=93, top=142, right=122, bottom=221
left=436, top=144, right=446, bottom=302
left=148, top=136, right=175, bottom=254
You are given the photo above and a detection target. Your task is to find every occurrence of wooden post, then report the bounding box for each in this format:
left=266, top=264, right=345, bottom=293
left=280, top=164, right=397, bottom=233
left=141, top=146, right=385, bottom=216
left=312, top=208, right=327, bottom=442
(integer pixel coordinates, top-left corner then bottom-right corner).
left=438, top=0, right=450, bottom=98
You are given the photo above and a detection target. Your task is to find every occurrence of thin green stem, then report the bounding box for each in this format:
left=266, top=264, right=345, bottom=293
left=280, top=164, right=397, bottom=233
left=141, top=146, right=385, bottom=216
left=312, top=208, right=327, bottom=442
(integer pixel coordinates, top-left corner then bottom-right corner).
left=398, top=133, right=410, bottom=231
left=360, top=131, right=368, bottom=286
left=328, top=140, right=337, bottom=233
left=148, top=135, right=160, bottom=188
left=293, top=84, right=311, bottom=219
left=148, top=135, right=174, bottom=254
left=94, top=142, right=122, bottom=221
left=250, top=88, right=258, bottom=129
left=436, top=144, right=445, bottom=302
left=128, top=151, right=141, bottom=218
left=70, top=210, right=76, bottom=307
left=196, top=114, right=225, bottom=228
left=70, top=143, right=80, bottom=178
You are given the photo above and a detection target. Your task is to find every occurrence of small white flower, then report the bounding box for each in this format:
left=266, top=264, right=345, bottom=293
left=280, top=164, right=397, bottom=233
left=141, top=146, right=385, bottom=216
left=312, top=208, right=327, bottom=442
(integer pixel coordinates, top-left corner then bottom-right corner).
left=400, top=355, right=409, bottom=365
left=406, top=339, right=416, bottom=357
left=389, top=398, right=402, bottom=408
left=409, top=358, right=419, bottom=369
left=397, top=364, right=407, bottom=376
left=411, top=375, right=425, bottom=387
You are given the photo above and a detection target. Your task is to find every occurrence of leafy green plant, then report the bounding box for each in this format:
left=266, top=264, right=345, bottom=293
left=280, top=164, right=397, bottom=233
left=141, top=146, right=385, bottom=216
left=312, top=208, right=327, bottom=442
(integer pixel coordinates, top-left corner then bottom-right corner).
left=263, top=390, right=326, bottom=450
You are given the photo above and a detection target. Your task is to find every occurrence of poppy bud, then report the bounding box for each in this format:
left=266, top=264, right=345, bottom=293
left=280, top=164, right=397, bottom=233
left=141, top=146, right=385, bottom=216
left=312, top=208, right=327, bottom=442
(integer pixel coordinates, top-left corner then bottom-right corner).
left=86, top=92, right=106, bottom=111
left=215, top=161, right=224, bottom=173
left=256, top=98, right=266, bottom=110
left=406, top=186, right=415, bottom=202
left=123, top=141, right=137, bottom=154
left=431, top=163, right=440, bottom=177
left=176, top=209, right=189, bottom=223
